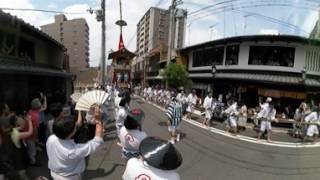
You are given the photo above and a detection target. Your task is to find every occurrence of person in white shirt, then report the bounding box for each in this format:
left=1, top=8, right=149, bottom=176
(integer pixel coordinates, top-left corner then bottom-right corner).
left=260, top=97, right=272, bottom=110
left=186, top=89, right=197, bottom=120
left=224, top=99, right=238, bottom=133
left=202, top=93, right=213, bottom=127
left=147, top=87, right=152, bottom=102
left=257, top=102, right=276, bottom=142
left=122, top=136, right=182, bottom=180
left=46, top=107, right=104, bottom=180
left=303, top=106, right=320, bottom=142
left=238, top=103, right=248, bottom=131
left=116, top=97, right=130, bottom=136
left=143, top=87, right=148, bottom=100
left=119, top=109, right=147, bottom=160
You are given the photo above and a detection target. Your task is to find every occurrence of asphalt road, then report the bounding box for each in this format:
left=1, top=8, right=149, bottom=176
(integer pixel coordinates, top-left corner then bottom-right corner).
left=29, top=97, right=320, bottom=180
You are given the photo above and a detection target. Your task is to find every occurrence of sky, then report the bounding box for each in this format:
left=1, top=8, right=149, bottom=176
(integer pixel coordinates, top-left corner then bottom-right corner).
left=0, top=0, right=318, bottom=67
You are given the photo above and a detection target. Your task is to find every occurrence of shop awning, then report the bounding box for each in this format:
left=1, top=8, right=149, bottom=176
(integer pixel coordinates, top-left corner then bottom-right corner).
left=0, top=60, right=74, bottom=78
left=214, top=72, right=320, bottom=87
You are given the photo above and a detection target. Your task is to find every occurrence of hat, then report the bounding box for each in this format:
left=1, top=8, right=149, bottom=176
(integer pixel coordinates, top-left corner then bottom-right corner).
left=266, top=97, right=272, bottom=102
left=139, top=136, right=183, bottom=170
left=128, top=108, right=145, bottom=123
left=31, top=98, right=42, bottom=110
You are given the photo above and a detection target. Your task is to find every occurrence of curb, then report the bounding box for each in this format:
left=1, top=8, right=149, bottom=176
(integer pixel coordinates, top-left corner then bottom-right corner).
left=134, top=95, right=320, bottom=148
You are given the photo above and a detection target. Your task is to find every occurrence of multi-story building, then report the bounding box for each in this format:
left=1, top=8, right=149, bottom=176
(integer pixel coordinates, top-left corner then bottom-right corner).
left=41, top=14, right=89, bottom=72
left=132, top=7, right=187, bottom=87
left=0, top=10, right=73, bottom=113
left=179, top=35, right=320, bottom=114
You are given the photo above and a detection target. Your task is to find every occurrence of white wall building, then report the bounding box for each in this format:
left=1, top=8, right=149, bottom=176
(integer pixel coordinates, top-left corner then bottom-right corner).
left=179, top=35, right=320, bottom=109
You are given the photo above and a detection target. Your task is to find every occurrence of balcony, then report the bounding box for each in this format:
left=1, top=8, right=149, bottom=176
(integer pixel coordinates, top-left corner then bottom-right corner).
left=112, top=64, right=131, bottom=70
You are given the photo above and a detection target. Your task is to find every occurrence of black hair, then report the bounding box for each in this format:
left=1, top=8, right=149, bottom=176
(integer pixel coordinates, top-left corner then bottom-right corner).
left=52, top=116, right=76, bottom=139
left=49, top=103, right=63, bottom=118
left=8, top=115, right=17, bottom=128
left=124, top=115, right=140, bottom=130
left=119, top=97, right=128, bottom=107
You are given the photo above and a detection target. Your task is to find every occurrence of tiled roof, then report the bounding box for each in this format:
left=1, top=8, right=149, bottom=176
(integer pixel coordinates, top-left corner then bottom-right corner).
left=0, top=57, right=73, bottom=78
left=0, top=10, right=64, bottom=48
left=189, top=72, right=320, bottom=87
left=214, top=72, right=320, bottom=87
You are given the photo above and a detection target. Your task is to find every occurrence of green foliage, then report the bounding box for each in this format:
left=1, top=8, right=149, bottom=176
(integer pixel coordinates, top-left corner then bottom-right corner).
left=161, top=63, right=189, bottom=89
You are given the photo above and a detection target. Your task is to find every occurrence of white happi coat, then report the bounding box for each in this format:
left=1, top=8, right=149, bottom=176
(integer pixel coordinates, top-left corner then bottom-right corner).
left=203, top=96, right=213, bottom=119
left=186, top=94, right=197, bottom=113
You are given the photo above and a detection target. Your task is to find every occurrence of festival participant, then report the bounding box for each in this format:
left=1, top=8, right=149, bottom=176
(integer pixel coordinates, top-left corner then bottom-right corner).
left=47, top=107, right=103, bottom=179
left=122, top=136, right=182, bottom=180
left=116, top=97, right=130, bottom=136
left=186, top=89, right=197, bottom=120
left=143, top=87, right=148, bottom=101
left=260, top=97, right=272, bottom=109
left=293, top=102, right=307, bottom=138
left=224, top=98, right=238, bottom=133
left=147, top=87, right=153, bottom=102
left=202, top=93, right=213, bottom=127
left=166, top=93, right=183, bottom=144
left=257, top=102, right=276, bottom=142
left=238, top=103, right=248, bottom=131
left=114, top=88, right=122, bottom=115
left=119, top=109, right=147, bottom=161
left=303, top=105, right=320, bottom=142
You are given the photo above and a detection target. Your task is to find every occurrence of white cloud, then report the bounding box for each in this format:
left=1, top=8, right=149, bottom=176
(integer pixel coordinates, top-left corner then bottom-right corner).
left=0, top=0, right=52, bottom=29
left=302, top=11, right=318, bottom=35
left=48, top=2, right=57, bottom=10
left=259, top=29, right=279, bottom=35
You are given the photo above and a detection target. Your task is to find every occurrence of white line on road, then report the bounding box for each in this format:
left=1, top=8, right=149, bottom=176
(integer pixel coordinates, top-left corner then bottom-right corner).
left=135, top=96, right=320, bottom=148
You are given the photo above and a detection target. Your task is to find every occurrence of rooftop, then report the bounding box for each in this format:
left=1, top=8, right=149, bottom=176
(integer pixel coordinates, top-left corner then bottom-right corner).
left=0, top=10, right=64, bottom=48
left=180, top=35, right=320, bottom=52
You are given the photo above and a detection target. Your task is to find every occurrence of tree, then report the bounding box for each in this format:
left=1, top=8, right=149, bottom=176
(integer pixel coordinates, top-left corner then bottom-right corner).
left=161, top=62, right=190, bottom=89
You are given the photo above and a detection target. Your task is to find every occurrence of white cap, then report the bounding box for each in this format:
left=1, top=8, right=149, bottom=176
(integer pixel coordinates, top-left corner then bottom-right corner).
left=266, top=97, right=272, bottom=102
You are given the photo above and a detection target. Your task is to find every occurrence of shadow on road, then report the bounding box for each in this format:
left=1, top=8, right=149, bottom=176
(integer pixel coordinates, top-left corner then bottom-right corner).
left=84, top=163, right=125, bottom=179
left=158, top=121, right=168, bottom=127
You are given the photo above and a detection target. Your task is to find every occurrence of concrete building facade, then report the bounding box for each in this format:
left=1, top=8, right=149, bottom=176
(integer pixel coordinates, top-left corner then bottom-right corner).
left=179, top=35, right=320, bottom=113
left=132, top=7, right=187, bottom=87
left=41, top=14, right=89, bottom=72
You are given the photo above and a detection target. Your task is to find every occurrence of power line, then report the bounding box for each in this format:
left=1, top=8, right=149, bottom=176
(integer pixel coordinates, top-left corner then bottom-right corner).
left=190, top=4, right=311, bottom=36
left=0, top=7, right=87, bottom=14
left=188, top=0, right=319, bottom=17
left=188, top=3, right=317, bottom=23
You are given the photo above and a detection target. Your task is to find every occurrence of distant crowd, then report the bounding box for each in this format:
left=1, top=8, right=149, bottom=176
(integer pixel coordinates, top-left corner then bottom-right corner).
left=134, top=86, right=320, bottom=143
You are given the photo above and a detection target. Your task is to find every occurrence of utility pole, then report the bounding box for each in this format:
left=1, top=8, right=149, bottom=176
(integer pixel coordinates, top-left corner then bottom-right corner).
left=101, top=0, right=106, bottom=86
left=88, top=0, right=106, bottom=86
left=166, top=0, right=182, bottom=88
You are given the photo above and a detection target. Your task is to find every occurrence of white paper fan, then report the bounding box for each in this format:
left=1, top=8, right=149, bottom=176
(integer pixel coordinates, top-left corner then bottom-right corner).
left=70, top=92, right=82, bottom=103
left=75, top=90, right=109, bottom=111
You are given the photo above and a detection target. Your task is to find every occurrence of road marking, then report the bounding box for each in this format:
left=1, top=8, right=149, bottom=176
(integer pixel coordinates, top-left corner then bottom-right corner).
left=135, top=96, right=320, bottom=148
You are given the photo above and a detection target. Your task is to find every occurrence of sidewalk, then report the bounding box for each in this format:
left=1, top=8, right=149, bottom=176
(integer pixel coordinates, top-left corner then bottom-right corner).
left=134, top=95, right=305, bottom=144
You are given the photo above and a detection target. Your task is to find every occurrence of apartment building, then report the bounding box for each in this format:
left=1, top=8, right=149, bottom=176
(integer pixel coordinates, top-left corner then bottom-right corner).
left=41, top=14, right=90, bottom=72
left=132, top=7, right=187, bottom=87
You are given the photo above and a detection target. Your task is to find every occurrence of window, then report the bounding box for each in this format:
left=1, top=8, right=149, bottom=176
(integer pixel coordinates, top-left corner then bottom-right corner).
left=1, top=33, right=17, bottom=56
left=248, top=46, right=295, bottom=67
left=225, top=45, right=239, bottom=65
left=18, top=38, right=35, bottom=61
left=192, top=46, right=224, bottom=67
